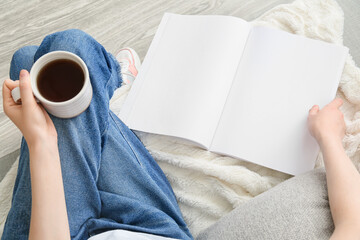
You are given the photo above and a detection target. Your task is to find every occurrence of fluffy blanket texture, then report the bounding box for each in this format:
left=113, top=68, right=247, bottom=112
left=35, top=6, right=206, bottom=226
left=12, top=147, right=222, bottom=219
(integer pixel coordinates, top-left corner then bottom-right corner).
left=1, top=0, right=359, bottom=237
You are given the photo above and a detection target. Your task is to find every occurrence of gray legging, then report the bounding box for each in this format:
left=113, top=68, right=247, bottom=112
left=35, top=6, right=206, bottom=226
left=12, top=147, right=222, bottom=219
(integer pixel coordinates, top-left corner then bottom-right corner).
left=198, top=168, right=334, bottom=240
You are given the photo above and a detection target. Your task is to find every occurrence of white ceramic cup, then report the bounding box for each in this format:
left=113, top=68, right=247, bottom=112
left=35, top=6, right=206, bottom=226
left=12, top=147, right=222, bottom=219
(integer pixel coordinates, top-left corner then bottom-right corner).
left=11, top=51, right=92, bottom=118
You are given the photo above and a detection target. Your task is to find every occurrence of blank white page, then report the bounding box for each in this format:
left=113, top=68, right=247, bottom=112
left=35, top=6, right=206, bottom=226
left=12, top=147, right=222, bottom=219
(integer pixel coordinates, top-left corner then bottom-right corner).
left=211, top=26, right=348, bottom=175
left=120, top=13, right=251, bottom=148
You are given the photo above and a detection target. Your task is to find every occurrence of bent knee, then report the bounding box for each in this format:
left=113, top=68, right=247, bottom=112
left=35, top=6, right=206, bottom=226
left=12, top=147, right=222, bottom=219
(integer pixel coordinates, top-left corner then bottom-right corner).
left=54, top=29, right=89, bottom=40
left=42, top=29, right=93, bottom=52
left=10, top=45, right=38, bottom=80
left=11, top=46, right=38, bottom=63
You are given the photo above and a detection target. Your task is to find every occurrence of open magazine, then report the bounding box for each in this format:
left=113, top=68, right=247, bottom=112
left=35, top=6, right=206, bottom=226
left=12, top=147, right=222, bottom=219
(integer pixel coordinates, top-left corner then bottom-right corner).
left=119, top=13, right=348, bottom=175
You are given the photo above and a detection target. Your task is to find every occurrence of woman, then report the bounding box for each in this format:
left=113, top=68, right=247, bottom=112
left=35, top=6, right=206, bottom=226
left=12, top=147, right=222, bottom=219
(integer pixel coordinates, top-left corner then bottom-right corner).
left=2, top=29, right=192, bottom=240
left=2, top=29, right=360, bottom=239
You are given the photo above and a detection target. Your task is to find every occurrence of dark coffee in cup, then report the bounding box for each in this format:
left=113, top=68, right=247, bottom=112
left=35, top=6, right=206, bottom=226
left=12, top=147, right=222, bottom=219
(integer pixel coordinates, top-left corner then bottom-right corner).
left=11, top=51, right=92, bottom=118
left=37, top=59, right=85, bottom=102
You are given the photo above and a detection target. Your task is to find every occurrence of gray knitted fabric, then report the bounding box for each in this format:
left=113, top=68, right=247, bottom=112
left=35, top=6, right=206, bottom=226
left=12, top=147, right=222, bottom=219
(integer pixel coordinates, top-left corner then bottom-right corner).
left=197, top=169, right=334, bottom=240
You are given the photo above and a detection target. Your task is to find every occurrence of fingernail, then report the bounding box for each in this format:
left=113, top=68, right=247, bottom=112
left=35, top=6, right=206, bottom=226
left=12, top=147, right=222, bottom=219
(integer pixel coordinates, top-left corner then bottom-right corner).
left=20, top=70, right=27, bottom=80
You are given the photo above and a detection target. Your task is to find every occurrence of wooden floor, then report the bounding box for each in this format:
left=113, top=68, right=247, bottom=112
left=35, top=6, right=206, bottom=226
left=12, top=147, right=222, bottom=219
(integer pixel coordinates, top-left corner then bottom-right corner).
left=0, top=0, right=359, bottom=179
left=0, top=0, right=296, bottom=82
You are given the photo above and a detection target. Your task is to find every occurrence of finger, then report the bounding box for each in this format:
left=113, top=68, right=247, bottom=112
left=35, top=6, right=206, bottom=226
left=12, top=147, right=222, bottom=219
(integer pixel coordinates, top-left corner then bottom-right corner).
left=3, top=79, right=19, bottom=90
left=2, top=79, right=19, bottom=106
left=2, top=79, right=21, bottom=119
left=19, top=70, right=36, bottom=108
left=329, top=98, right=343, bottom=109
left=309, top=105, right=319, bottom=115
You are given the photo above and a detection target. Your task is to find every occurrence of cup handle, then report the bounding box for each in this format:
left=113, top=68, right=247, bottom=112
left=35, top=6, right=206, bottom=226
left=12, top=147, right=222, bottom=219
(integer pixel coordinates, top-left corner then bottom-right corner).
left=11, top=87, right=40, bottom=104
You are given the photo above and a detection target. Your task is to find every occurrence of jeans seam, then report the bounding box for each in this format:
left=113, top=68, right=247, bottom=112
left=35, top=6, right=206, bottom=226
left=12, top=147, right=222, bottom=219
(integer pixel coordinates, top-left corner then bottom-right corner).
left=109, top=113, right=143, bottom=166
left=100, top=53, right=122, bottom=138
left=100, top=82, right=111, bottom=138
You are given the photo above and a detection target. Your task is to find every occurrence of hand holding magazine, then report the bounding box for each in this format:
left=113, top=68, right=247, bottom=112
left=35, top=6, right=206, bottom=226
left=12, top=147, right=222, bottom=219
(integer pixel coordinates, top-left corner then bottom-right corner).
left=120, top=13, right=348, bottom=175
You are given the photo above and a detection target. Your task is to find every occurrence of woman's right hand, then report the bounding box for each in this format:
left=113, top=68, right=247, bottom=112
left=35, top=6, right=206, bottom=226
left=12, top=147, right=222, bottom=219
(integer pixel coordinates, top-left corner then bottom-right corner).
left=307, top=98, right=346, bottom=146
left=2, top=69, right=57, bottom=148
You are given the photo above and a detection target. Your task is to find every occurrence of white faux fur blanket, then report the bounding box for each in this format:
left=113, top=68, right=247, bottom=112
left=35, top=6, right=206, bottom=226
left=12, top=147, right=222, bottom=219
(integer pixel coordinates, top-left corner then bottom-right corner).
left=1, top=0, right=359, bottom=237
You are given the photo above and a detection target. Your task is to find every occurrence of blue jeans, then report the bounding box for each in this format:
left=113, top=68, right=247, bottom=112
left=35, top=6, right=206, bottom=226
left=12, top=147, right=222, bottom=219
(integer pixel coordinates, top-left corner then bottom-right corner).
left=2, top=29, right=192, bottom=240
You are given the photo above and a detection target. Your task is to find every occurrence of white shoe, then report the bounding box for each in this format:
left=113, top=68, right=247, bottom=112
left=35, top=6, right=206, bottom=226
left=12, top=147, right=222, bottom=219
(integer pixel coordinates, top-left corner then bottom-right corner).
left=116, top=47, right=141, bottom=85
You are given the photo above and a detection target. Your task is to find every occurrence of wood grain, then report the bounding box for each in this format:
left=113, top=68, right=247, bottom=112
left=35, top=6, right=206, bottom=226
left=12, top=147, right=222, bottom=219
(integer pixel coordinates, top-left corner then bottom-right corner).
left=0, top=0, right=293, bottom=158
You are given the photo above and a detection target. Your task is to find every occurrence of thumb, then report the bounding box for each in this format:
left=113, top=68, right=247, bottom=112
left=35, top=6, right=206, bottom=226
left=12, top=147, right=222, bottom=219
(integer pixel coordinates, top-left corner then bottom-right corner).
left=309, top=105, right=319, bottom=115
left=19, top=70, right=36, bottom=107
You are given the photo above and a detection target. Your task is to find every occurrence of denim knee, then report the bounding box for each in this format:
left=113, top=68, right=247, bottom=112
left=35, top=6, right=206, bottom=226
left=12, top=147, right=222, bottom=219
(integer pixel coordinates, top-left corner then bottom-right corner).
left=48, top=29, right=91, bottom=44
left=35, top=29, right=95, bottom=57
left=10, top=45, right=38, bottom=80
